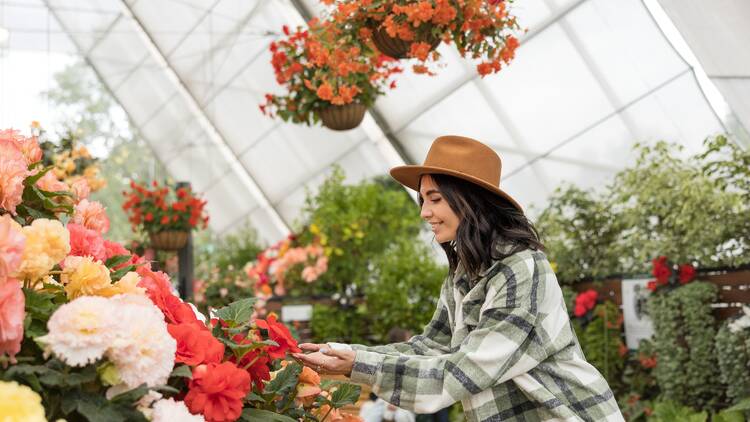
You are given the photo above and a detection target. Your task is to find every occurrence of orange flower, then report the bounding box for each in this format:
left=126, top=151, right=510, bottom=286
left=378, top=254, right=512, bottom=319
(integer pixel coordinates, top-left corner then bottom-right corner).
left=296, top=365, right=322, bottom=398
left=185, top=362, right=250, bottom=422
left=338, top=85, right=361, bottom=104
left=432, top=0, right=457, bottom=25
left=409, top=42, right=432, bottom=61
left=316, top=82, right=334, bottom=101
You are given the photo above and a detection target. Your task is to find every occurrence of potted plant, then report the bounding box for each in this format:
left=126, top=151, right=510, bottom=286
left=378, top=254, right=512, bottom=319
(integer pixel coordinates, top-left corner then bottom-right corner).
left=325, top=0, right=521, bottom=76
left=122, top=181, right=208, bottom=251
left=261, top=20, right=402, bottom=130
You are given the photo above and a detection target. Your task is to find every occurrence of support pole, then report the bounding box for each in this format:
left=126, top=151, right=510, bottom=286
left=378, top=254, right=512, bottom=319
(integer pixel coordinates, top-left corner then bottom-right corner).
left=177, top=181, right=195, bottom=300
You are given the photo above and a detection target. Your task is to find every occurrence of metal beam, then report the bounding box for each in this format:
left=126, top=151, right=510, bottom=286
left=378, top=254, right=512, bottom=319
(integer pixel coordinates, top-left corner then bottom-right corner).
left=116, top=0, right=291, bottom=236
left=41, top=0, right=170, bottom=196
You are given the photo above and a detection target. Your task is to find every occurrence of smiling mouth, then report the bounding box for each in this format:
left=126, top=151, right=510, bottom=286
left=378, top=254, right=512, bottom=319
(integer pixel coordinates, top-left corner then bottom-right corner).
left=430, top=223, right=441, bottom=231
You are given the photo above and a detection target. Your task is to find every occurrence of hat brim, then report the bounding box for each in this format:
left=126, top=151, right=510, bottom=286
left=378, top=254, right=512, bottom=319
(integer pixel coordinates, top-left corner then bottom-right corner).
left=390, top=165, right=523, bottom=212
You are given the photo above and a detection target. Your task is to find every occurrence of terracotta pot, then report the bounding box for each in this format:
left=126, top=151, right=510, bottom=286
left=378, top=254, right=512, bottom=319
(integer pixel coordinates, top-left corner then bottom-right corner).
left=319, top=103, right=367, bottom=131
left=149, top=230, right=189, bottom=251
left=370, top=26, right=441, bottom=59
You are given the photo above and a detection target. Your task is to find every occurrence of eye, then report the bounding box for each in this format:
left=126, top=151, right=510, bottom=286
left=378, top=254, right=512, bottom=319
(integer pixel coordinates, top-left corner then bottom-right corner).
left=429, top=196, right=441, bottom=203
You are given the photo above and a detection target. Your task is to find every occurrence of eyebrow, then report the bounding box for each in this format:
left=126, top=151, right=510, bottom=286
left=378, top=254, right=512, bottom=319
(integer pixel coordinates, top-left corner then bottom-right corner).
left=421, top=189, right=440, bottom=196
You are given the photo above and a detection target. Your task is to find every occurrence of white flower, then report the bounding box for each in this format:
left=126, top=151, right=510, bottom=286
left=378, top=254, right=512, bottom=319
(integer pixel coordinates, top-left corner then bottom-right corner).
left=105, top=295, right=176, bottom=388
left=135, top=390, right=164, bottom=419
left=151, top=398, right=205, bottom=422
left=38, top=296, right=117, bottom=366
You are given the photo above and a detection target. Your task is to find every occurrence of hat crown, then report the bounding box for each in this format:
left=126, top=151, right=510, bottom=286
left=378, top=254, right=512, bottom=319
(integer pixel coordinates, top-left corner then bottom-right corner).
left=423, top=136, right=501, bottom=187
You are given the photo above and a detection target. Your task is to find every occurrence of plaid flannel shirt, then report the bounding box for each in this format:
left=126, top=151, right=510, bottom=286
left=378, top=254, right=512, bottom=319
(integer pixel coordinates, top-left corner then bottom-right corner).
left=344, top=248, right=624, bottom=422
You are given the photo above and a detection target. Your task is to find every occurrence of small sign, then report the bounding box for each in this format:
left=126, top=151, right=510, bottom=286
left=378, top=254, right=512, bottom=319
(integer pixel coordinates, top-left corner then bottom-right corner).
left=281, top=304, right=313, bottom=322
left=621, top=278, right=655, bottom=349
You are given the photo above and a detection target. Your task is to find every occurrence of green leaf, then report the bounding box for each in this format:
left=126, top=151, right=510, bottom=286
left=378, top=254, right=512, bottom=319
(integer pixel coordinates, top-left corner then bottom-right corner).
left=76, top=399, right=126, bottom=422
left=319, top=379, right=342, bottom=390
left=110, top=266, right=136, bottom=282
left=245, top=391, right=266, bottom=403
left=713, top=410, right=745, bottom=422
left=264, top=362, right=301, bottom=397
left=727, top=398, right=750, bottom=412
left=170, top=364, right=193, bottom=379
left=328, top=383, right=361, bottom=409
left=105, top=254, right=132, bottom=269
left=23, top=165, right=53, bottom=185
left=240, top=408, right=298, bottom=422
left=64, top=365, right=98, bottom=387
left=153, top=385, right=180, bottom=395
left=214, top=297, right=258, bottom=326
left=110, top=384, right=149, bottom=404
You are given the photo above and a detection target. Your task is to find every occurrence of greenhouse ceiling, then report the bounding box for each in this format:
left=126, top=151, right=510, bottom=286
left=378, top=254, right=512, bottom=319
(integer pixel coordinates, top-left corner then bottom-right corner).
left=2, top=0, right=748, bottom=244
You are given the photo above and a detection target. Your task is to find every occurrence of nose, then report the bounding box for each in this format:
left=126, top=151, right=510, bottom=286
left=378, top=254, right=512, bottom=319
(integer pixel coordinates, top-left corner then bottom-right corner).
left=420, top=205, right=432, bottom=220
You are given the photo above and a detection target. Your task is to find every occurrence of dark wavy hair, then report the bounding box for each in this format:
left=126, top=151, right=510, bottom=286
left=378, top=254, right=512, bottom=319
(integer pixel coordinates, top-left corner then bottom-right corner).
left=418, top=174, right=544, bottom=281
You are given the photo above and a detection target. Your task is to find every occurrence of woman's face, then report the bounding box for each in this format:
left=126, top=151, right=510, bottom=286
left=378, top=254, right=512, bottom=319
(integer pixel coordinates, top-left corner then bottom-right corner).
left=419, top=175, right=460, bottom=243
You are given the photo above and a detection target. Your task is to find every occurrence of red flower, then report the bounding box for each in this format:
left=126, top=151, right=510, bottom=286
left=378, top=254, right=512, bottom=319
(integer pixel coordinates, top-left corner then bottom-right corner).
left=231, top=345, right=271, bottom=391
left=137, top=266, right=201, bottom=326
left=168, top=323, right=225, bottom=366
left=185, top=362, right=251, bottom=422
left=651, top=256, right=671, bottom=283
left=255, top=314, right=301, bottom=359
left=646, top=280, right=657, bottom=292
left=678, top=264, right=696, bottom=284
left=573, top=289, right=598, bottom=317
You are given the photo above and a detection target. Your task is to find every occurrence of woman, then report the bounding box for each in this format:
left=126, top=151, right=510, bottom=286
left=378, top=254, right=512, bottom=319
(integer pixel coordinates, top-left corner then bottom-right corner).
left=293, top=136, right=624, bottom=421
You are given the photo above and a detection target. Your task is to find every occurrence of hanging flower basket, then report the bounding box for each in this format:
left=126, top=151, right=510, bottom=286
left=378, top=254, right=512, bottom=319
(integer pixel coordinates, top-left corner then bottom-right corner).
left=318, top=103, right=368, bottom=131
left=370, top=26, right=441, bottom=59
left=149, top=230, right=189, bottom=251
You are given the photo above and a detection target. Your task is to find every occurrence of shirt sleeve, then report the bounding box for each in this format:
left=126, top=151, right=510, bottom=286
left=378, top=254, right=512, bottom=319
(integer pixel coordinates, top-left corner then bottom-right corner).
left=348, top=277, right=454, bottom=357
left=349, top=258, right=549, bottom=414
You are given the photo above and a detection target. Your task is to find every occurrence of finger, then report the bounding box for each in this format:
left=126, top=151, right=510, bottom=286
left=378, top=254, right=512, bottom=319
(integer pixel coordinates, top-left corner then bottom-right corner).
left=323, top=348, right=350, bottom=359
left=293, top=353, right=322, bottom=365
left=299, top=343, right=323, bottom=352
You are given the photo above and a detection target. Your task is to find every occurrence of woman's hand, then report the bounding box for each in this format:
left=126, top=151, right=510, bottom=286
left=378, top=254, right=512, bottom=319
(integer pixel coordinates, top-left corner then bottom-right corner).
left=293, top=344, right=356, bottom=376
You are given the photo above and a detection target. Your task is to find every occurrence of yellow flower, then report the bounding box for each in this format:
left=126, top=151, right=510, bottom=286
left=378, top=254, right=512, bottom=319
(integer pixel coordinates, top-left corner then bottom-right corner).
left=309, top=223, right=320, bottom=235
left=96, top=272, right=145, bottom=297
left=14, top=219, right=70, bottom=282
left=61, top=256, right=111, bottom=299
left=0, top=381, right=46, bottom=422
left=73, top=145, right=91, bottom=159
left=64, top=159, right=76, bottom=173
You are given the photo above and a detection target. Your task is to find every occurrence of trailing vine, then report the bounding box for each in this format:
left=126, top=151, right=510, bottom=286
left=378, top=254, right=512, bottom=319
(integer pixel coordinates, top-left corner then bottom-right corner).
left=715, top=321, right=750, bottom=404
left=647, top=282, right=722, bottom=410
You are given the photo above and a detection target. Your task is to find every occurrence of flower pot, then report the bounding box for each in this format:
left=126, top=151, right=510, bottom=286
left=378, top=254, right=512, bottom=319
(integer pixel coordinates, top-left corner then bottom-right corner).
left=371, top=26, right=441, bottom=59
left=319, top=103, right=367, bottom=131
left=149, top=230, right=189, bottom=251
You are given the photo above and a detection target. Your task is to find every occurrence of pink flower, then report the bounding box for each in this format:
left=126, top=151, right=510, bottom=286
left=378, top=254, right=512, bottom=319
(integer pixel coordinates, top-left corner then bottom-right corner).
left=0, top=141, right=29, bottom=215
left=0, top=129, right=41, bottom=165
left=69, top=178, right=91, bottom=202
left=67, top=223, right=106, bottom=262
left=36, top=171, right=67, bottom=193
left=0, top=215, right=25, bottom=283
left=72, top=199, right=110, bottom=234
left=18, top=137, right=42, bottom=165
left=0, top=281, right=25, bottom=364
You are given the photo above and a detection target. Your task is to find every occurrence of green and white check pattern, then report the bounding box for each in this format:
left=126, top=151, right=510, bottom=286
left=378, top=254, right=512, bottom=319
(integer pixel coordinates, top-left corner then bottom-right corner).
left=344, top=249, right=624, bottom=421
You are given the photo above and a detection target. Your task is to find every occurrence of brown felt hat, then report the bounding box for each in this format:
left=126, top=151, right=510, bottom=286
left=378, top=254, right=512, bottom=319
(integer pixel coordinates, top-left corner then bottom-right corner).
left=390, top=135, right=523, bottom=212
